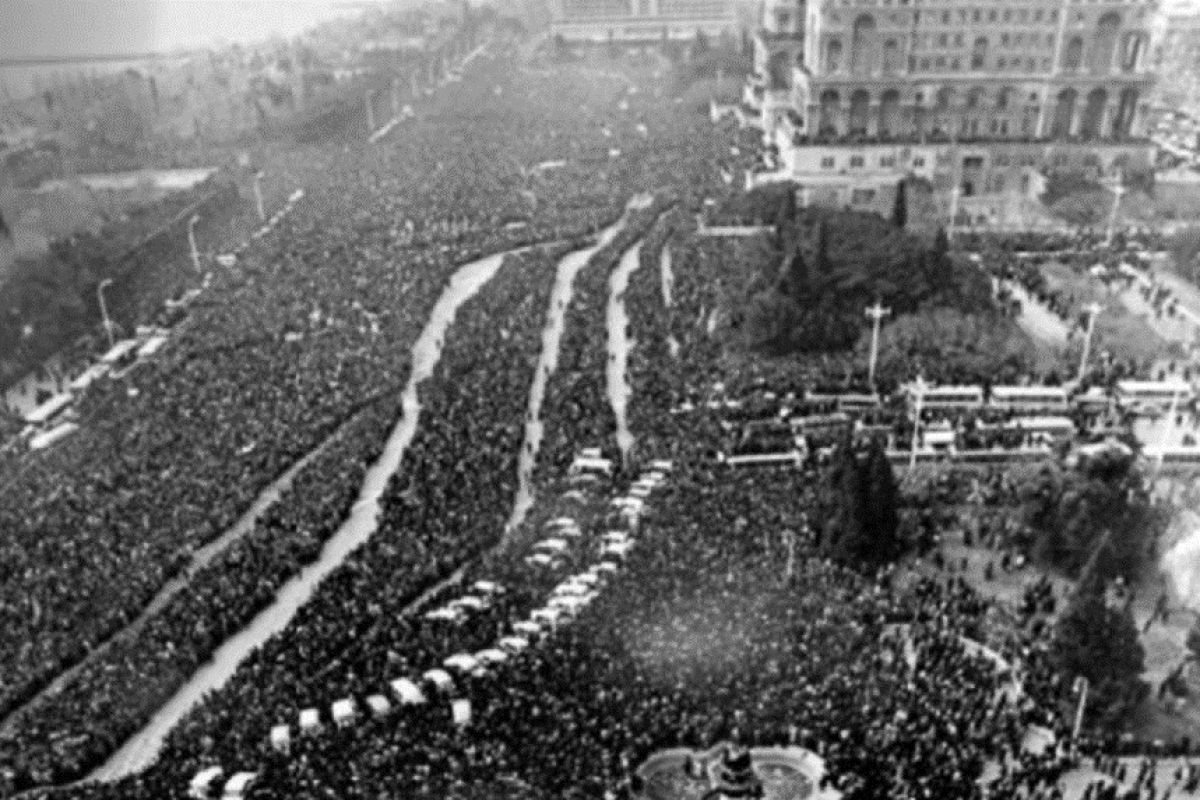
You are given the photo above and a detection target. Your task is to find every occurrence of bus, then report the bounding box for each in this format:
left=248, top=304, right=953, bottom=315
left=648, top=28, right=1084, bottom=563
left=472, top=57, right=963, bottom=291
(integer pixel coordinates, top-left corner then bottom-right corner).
left=989, top=386, right=1069, bottom=414
left=906, top=384, right=984, bottom=411
left=23, top=393, right=73, bottom=429
left=1115, top=380, right=1193, bottom=415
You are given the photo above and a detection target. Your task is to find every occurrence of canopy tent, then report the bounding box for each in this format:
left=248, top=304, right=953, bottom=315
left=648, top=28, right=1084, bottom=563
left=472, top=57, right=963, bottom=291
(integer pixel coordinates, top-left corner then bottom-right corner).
left=498, top=635, right=530, bottom=652
left=269, top=725, right=290, bottom=753
left=472, top=580, right=502, bottom=595
left=553, top=580, right=590, bottom=597
left=512, top=620, right=542, bottom=637
left=331, top=698, right=356, bottom=727
left=475, top=648, right=509, bottom=665
left=423, top=668, right=455, bottom=691
left=451, top=595, right=488, bottom=611
left=525, top=553, right=557, bottom=567
left=189, top=767, right=224, bottom=799
left=222, top=772, right=258, bottom=800
left=534, top=537, right=568, bottom=552
left=424, top=607, right=465, bottom=623
left=443, top=653, right=480, bottom=673
left=365, top=694, right=392, bottom=717
left=450, top=698, right=472, bottom=726
left=546, top=517, right=577, bottom=529
left=298, top=708, right=321, bottom=733
left=390, top=678, right=426, bottom=705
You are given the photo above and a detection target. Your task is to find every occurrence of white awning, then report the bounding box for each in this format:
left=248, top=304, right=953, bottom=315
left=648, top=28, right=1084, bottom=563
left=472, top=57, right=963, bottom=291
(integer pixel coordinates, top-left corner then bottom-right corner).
left=222, top=772, right=257, bottom=799
left=443, top=653, right=479, bottom=673
left=475, top=648, right=509, bottom=664
left=365, top=694, right=392, bottom=717
left=331, top=698, right=356, bottom=726
left=189, top=767, right=224, bottom=799
left=298, top=708, right=321, bottom=732
left=390, top=677, right=425, bottom=705
left=512, top=620, right=542, bottom=637
left=498, top=635, right=530, bottom=652
left=269, top=725, right=290, bottom=752
left=423, top=668, right=454, bottom=691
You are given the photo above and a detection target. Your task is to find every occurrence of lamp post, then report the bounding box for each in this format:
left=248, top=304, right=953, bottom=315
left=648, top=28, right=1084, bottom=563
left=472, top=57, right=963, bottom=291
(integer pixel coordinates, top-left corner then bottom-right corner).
left=187, top=215, right=202, bottom=274
left=909, top=375, right=927, bottom=469
left=1076, top=302, right=1103, bottom=383
left=252, top=171, right=265, bottom=222
left=97, top=278, right=115, bottom=350
left=1105, top=180, right=1127, bottom=247
left=865, top=301, right=891, bottom=388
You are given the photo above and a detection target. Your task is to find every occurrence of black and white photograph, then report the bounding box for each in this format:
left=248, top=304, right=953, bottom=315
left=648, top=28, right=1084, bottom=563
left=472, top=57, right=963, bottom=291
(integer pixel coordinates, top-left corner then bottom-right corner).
left=0, top=0, right=1198, bottom=797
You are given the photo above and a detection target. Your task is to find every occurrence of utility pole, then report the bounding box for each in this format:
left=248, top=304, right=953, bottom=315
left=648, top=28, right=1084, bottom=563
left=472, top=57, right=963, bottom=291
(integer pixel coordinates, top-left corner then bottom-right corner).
left=96, top=278, right=115, bottom=350
left=1105, top=180, right=1127, bottom=247
left=865, top=301, right=891, bottom=388
left=187, top=215, right=202, bottom=274
left=909, top=375, right=927, bottom=469
left=1076, top=302, right=1103, bottom=383
left=1071, top=676, right=1090, bottom=743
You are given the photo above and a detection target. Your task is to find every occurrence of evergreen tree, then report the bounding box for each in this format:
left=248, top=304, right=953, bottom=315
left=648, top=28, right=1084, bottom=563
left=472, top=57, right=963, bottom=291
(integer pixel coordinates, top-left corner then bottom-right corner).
left=1052, top=585, right=1148, bottom=729
left=934, top=226, right=949, bottom=256
left=860, top=438, right=901, bottom=563
left=814, top=221, right=830, bottom=285
left=891, top=179, right=907, bottom=229
left=818, top=436, right=905, bottom=569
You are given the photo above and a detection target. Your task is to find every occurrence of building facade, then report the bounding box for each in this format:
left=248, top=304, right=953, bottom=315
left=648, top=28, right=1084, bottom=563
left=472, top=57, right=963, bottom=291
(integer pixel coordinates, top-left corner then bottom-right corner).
left=744, top=0, right=1160, bottom=227
left=549, top=0, right=739, bottom=43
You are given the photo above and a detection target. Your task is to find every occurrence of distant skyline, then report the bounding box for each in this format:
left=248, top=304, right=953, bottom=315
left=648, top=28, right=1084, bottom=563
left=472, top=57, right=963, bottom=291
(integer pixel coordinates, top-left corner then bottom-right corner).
left=0, top=0, right=376, bottom=62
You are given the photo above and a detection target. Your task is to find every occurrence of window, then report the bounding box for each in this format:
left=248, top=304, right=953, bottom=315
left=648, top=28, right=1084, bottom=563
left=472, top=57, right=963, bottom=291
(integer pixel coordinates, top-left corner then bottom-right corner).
left=880, top=155, right=896, bottom=167
left=820, top=156, right=835, bottom=168
left=851, top=188, right=876, bottom=204
left=913, top=156, right=926, bottom=167
left=849, top=155, right=865, bottom=168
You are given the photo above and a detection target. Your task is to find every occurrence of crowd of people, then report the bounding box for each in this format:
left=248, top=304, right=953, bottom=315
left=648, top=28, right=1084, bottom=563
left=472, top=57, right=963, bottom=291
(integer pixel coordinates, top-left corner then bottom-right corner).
left=2, top=25, right=1188, bottom=800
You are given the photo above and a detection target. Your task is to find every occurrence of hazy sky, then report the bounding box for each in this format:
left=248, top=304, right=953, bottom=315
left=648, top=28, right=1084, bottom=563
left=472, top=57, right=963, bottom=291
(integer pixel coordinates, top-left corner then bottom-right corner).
left=0, top=0, right=367, bottom=60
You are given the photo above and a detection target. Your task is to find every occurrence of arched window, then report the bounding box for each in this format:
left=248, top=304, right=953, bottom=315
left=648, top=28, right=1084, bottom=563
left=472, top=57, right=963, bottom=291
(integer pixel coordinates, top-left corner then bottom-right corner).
left=1080, top=88, right=1107, bottom=139
left=1062, top=36, right=1083, bottom=72
left=882, top=39, right=900, bottom=75
left=1114, top=88, right=1139, bottom=138
left=1120, top=31, right=1145, bottom=72
left=851, top=14, right=877, bottom=75
left=819, top=89, right=841, bottom=136
left=971, top=36, right=988, bottom=70
left=1091, top=12, right=1121, bottom=73
left=878, top=89, right=900, bottom=138
left=767, top=51, right=791, bottom=90
left=849, top=89, right=870, bottom=135
left=826, top=38, right=843, bottom=73
left=1052, top=88, right=1078, bottom=137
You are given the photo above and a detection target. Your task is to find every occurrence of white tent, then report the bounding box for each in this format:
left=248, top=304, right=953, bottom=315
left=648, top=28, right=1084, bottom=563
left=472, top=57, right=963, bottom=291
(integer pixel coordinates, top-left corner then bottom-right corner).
left=450, top=698, right=472, bottom=726
left=189, top=766, right=224, bottom=799
left=331, top=698, right=356, bottom=727
left=571, top=572, right=600, bottom=586
left=650, top=459, right=674, bottom=472
left=452, top=595, right=487, bottom=611
left=553, top=580, right=589, bottom=597
left=269, top=725, right=290, bottom=753
left=222, top=772, right=258, bottom=800
left=424, top=606, right=465, bottom=623
left=548, top=595, right=589, bottom=615
left=498, top=635, right=530, bottom=652
left=531, top=607, right=564, bottom=627
left=472, top=580, right=501, bottom=595
left=525, top=553, right=556, bottom=567
left=581, top=447, right=603, bottom=459
left=534, top=538, right=568, bottom=553
left=595, top=561, right=619, bottom=575
left=602, top=541, right=633, bottom=559
left=443, top=653, right=480, bottom=673
left=423, top=668, right=455, bottom=692
left=298, top=707, right=321, bottom=733
left=366, top=694, right=392, bottom=717
left=602, top=531, right=630, bottom=545
left=628, top=485, right=652, bottom=499
left=390, top=678, right=426, bottom=705
left=546, top=517, right=577, bottom=529
left=475, top=648, right=509, bottom=665
left=512, top=620, right=541, bottom=637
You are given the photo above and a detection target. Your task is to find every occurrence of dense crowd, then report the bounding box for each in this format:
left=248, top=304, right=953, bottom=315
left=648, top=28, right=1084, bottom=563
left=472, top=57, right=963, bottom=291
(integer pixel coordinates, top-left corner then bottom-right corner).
left=1, top=30, right=1179, bottom=800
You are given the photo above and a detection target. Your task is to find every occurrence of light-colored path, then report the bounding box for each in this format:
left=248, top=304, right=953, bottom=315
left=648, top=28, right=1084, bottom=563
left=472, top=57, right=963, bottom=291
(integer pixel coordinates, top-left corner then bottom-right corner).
left=87, top=248, right=515, bottom=782
left=607, top=239, right=645, bottom=463
left=507, top=199, right=646, bottom=530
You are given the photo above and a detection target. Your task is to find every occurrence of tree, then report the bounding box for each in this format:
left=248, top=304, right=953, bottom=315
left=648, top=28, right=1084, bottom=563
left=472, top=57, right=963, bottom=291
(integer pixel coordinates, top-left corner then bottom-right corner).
left=891, top=179, right=907, bottom=229
left=1052, top=586, right=1148, bottom=730
left=818, top=436, right=904, bottom=569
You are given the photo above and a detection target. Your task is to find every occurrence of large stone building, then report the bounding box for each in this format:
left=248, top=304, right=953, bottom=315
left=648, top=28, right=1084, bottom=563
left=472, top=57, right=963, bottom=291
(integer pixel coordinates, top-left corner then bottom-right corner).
left=549, top=0, right=739, bottom=43
left=743, top=0, right=1161, bottom=227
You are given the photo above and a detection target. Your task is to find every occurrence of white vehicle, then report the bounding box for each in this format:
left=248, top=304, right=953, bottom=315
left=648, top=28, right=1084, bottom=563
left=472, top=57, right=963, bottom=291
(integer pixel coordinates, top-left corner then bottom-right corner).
left=1116, top=380, right=1193, bottom=414
left=989, top=386, right=1069, bottom=414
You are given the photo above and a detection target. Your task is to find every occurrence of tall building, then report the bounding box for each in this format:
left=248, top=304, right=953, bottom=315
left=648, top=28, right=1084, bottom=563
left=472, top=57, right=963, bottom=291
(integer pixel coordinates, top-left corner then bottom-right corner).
left=744, top=0, right=1160, bottom=228
left=548, top=0, right=739, bottom=43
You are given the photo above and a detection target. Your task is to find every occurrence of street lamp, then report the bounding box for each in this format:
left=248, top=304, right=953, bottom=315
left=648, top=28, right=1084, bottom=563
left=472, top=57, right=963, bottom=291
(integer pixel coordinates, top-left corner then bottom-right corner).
left=909, top=375, right=927, bottom=469
left=865, top=301, right=891, bottom=388
left=1105, top=179, right=1127, bottom=247
left=1076, top=302, right=1103, bottom=383
left=187, top=215, right=202, bottom=274
left=252, top=171, right=265, bottom=222
left=96, top=278, right=115, bottom=350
